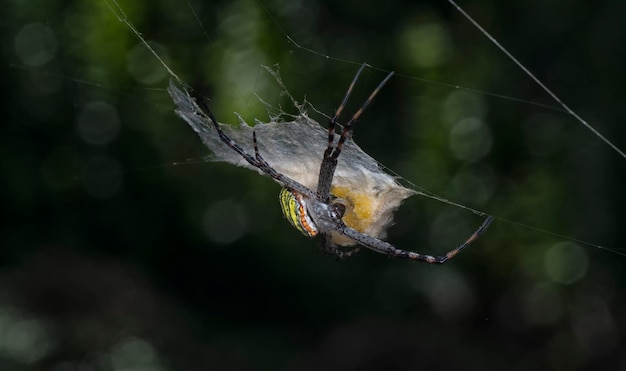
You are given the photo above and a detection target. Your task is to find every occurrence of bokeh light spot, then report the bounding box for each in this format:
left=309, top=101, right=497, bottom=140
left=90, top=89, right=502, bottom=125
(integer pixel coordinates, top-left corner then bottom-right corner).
left=399, top=22, right=453, bottom=68
left=544, top=242, right=588, bottom=284
left=441, top=91, right=487, bottom=127
left=449, top=164, right=496, bottom=206
left=449, top=117, right=492, bottom=162
left=14, top=23, right=58, bottom=67
left=203, top=200, right=249, bottom=245
left=0, top=307, right=51, bottom=365
left=110, top=337, right=164, bottom=371
left=76, top=101, right=121, bottom=146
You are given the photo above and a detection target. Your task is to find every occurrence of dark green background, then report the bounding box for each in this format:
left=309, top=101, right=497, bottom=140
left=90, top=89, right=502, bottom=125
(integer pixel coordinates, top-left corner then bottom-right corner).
left=2, top=0, right=626, bottom=369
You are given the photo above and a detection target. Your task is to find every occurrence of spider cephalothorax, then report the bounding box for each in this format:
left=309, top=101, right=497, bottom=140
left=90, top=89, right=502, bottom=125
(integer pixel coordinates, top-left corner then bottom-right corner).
left=168, top=64, right=493, bottom=263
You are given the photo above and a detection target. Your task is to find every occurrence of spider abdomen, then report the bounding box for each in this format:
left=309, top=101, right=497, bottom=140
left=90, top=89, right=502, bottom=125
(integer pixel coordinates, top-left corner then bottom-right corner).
left=279, top=188, right=319, bottom=237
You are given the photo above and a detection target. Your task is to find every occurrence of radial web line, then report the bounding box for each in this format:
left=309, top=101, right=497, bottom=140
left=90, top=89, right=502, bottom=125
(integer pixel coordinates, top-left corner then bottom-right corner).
left=447, top=0, right=626, bottom=160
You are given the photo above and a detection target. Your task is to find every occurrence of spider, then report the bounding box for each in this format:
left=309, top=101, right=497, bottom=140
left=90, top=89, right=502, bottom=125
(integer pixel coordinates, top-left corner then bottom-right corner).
left=170, top=64, right=494, bottom=263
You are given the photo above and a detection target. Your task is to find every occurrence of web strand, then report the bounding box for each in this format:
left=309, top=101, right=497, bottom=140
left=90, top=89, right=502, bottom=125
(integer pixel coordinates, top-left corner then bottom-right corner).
left=103, top=0, right=184, bottom=86
left=100, top=0, right=623, bottom=258
left=447, top=0, right=626, bottom=161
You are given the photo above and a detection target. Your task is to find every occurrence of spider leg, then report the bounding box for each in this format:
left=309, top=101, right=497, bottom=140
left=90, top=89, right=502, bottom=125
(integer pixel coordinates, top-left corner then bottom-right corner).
left=327, top=64, right=366, bottom=143
left=324, top=64, right=366, bottom=159
left=317, top=63, right=366, bottom=201
left=316, top=64, right=395, bottom=201
left=193, top=91, right=317, bottom=199
left=330, top=70, right=394, bottom=161
left=319, top=236, right=361, bottom=261
left=340, top=215, right=494, bottom=264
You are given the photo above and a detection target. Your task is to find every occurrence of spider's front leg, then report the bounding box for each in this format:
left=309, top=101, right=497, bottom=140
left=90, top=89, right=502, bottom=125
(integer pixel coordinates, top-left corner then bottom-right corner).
left=341, top=215, right=495, bottom=264
left=315, top=64, right=394, bottom=202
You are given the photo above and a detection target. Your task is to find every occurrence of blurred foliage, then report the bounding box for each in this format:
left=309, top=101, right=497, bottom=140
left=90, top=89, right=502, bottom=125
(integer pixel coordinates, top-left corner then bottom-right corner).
left=2, top=0, right=626, bottom=369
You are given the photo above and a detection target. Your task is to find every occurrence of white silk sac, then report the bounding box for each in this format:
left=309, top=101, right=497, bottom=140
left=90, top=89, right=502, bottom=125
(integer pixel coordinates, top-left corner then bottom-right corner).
left=168, top=80, right=415, bottom=245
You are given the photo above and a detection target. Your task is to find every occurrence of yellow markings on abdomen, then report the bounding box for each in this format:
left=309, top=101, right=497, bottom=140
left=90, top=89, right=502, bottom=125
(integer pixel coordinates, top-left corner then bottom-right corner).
left=279, top=188, right=319, bottom=237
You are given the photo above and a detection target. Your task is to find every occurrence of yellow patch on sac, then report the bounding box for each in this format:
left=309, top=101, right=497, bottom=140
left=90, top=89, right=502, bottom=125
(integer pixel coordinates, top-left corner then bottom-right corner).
left=331, top=185, right=375, bottom=233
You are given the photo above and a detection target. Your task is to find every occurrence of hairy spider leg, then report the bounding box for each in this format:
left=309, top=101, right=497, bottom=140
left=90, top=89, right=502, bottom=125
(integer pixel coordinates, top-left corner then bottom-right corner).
left=316, top=63, right=365, bottom=201
left=192, top=92, right=317, bottom=199
left=316, top=64, right=395, bottom=201
left=331, top=71, right=395, bottom=161
left=342, top=215, right=494, bottom=264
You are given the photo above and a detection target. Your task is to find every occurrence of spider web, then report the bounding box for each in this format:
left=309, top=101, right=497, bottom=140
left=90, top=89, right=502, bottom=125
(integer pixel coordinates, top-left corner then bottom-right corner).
left=13, top=0, right=622, bottom=259
left=101, top=0, right=626, bottom=258
left=168, top=69, right=417, bottom=244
